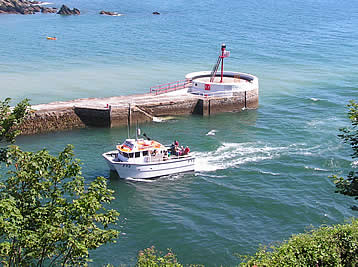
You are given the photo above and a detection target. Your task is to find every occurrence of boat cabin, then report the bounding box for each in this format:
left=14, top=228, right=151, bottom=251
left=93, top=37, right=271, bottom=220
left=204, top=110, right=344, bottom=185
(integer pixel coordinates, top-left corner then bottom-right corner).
left=116, top=139, right=168, bottom=163
left=115, top=138, right=190, bottom=163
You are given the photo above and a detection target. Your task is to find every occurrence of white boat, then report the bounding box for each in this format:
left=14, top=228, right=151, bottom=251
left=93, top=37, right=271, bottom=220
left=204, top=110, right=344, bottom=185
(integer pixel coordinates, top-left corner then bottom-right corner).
left=102, top=137, right=195, bottom=179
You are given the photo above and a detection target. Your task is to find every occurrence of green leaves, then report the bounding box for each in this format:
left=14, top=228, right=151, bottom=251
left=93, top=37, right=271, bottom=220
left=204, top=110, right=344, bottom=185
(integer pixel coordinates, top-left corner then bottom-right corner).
left=0, top=145, right=119, bottom=266
left=0, top=98, right=30, bottom=144
left=332, top=100, right=358, bottom=209
left=338, top=100, right=358, bottom=159
left=240, top=219, right=358, bottom=266
left=136, top=246, right=183, bottom=267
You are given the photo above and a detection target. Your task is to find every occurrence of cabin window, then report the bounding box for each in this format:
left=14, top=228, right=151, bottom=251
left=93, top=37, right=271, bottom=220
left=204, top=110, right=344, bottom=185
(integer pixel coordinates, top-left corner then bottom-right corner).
left=135, top=152, right=140, bottom=158
left=128, top=153, right=134, bottom=158
left=123, top=152, right=128, bottom=158
left=143, top=151, right=148, bottom=156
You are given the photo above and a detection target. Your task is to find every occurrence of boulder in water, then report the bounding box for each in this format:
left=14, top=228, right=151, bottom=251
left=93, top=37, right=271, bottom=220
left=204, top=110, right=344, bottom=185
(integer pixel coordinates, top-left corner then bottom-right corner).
left=99, top=10, right=118, bottom=16
left=57, top=4, right=80, bottom=15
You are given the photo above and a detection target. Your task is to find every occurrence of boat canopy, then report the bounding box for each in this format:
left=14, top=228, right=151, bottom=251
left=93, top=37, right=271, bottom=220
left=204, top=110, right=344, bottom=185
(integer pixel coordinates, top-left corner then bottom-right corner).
left=116, top=138, right=166, bottom=153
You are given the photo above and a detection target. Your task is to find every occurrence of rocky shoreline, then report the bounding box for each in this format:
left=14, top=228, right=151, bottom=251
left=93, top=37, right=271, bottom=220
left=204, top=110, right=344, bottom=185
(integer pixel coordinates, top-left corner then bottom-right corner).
left=0, top=0, right=81, bottom=15
left=0, top=0, right=160, bottom=15
left=0, top=0, right=57, bottom=14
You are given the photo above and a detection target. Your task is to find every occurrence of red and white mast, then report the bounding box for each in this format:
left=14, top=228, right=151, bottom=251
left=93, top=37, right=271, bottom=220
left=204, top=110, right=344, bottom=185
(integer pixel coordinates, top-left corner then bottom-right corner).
left=210, top=43, right=230, bottom=83
left=220, top=44, right=226, bottom=82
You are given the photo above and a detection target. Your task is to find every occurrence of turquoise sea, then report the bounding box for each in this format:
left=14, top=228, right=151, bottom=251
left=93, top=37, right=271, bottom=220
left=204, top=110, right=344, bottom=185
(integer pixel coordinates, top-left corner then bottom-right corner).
left=1, top=0, right=358, bottom=265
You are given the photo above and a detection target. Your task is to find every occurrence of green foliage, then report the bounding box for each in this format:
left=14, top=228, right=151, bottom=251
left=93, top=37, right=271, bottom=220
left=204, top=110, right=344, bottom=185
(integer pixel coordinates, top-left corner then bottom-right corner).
left=332, top=100, right=358, bottom=209
left=0, top=98, right=30, bottom=144
left=0, top=145, right=119, bottom=266
left=136, top=246, right=183, bottom=267
left=240, top=219, right=358, bottom=266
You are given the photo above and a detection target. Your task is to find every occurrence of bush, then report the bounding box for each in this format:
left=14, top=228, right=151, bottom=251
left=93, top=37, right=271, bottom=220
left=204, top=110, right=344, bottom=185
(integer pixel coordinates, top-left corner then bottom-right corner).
left=136, top=246, right=183, bottom=267
left=240, top=219, right=358, bottom=266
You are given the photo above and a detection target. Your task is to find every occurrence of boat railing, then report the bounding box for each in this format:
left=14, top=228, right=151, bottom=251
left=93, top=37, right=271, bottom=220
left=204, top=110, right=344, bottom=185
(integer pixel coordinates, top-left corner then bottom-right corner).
left=168, top=154, right=191, bottom=160
left=145, top=153, right=191, bottom=163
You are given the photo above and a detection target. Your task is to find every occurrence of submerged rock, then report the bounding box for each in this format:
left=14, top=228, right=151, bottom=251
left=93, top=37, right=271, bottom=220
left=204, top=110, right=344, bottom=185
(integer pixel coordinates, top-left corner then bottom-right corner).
left=57, top=4, right=80, bottom=15
left=99, top=10, right=119, bottom=16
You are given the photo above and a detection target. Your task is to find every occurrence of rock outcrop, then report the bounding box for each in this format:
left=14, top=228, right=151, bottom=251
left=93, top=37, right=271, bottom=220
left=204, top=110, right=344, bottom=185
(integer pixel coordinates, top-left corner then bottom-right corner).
left=57, top=4, right=80, bottom=15
left=41, top=6, right=56, bottom=13
left=0, top=0, right=56, bottom=14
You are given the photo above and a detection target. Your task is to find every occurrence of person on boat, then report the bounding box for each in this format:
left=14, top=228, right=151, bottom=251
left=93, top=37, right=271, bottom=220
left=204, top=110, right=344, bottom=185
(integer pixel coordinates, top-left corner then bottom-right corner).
left=184, top=146, right=190, bottom=155
left=163, top=150, right=168, bottom=160
left=179, top=146, right=184, bottom=156
left=171, top=142, right=175, bottom=152
left=171, top=140, right=179, bottom=155
left=174, top=146, right=181, bottom=156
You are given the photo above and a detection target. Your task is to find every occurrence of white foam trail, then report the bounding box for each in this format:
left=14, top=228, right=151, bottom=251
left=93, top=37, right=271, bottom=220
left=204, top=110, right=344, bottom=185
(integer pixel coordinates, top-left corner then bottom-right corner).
left=206, top=129, right=217, bottom=136
left=152, top=116, right=176, bottom=122
left=33, top=2, right=52, bottom=6
left=124, top=177, right=155, bottom=183
left=196, top=173, right=226, bottom=178
left=260, top=171, right=280, bottom=176
left=194, top=142, right=324, bottom=173
left=310, top=98, right=319, bottom=102
left=304, top=166, right=329, bottom=172
left=194, top=142, right=286, bottom=172
left=152, top=117, right=163, bottom=122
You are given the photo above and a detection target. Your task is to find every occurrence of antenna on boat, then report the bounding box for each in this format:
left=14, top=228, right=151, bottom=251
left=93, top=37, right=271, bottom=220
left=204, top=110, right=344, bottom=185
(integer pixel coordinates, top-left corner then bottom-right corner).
left=143, top=133, right=151, bottom=140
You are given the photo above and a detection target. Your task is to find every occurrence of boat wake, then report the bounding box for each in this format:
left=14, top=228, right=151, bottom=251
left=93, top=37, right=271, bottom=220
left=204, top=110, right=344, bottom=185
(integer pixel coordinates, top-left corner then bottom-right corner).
left=193, top=142, right=322, bottom=173
left=193, top=142, right=285, bottom=172
left=124, top=177, right=156, bottom=183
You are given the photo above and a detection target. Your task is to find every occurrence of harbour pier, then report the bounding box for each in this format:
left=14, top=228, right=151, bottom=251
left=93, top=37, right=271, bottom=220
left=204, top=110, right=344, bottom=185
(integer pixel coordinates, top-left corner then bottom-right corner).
left=20, top=45, right=259, bottom=135
left=20, top=76, right=258, bottom=135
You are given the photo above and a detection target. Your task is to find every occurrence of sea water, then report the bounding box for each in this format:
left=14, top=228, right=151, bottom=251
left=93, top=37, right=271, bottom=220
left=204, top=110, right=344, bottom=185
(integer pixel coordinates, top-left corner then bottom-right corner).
left=1, top=0, right=358, bottom=265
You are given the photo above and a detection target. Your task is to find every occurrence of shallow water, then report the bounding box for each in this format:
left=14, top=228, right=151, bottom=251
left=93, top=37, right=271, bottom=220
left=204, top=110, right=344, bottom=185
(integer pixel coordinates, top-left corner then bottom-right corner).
left=1, top=0, right=358, bottom=265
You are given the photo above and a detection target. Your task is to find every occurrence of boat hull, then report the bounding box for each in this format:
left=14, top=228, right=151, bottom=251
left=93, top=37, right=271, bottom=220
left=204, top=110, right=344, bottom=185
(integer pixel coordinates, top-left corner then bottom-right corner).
left=103, top=151, right=195, bottom=179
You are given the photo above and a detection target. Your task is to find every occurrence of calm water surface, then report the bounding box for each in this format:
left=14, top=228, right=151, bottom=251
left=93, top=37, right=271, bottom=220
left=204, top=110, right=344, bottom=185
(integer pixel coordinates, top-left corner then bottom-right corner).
left=1, top=0, right=358, bottom=265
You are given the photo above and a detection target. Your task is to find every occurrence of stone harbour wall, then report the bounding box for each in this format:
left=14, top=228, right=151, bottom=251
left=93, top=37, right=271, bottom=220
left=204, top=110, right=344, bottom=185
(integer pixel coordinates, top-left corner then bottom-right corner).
left=20, top=108, right=85, bottom=135
left=19, top=87, right=259, bottom=135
